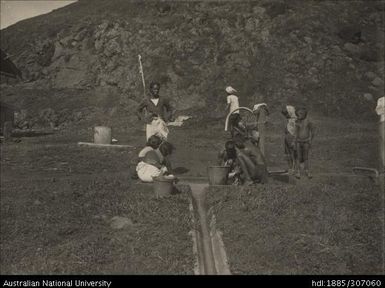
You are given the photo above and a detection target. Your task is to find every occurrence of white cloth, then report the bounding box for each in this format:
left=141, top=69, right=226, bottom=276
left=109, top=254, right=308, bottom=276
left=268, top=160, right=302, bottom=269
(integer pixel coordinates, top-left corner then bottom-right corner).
left=150, top=98, right=159, bottom=106
left=227, top=94, right=239, bottom=114
left=146, top=117, right=169, bottom=140
left=225, top=86, right=237, bottom=94
left=136, top=161, right=161, bottom=182
left=253, top=103, right=267, bottom=112
left=286, top=105, right=297, bottom=136
left=375, top=96, right=385, bottom=122
left=138, top=146, right=153, bottom=158
left=167, top=115, right=192, bottom=127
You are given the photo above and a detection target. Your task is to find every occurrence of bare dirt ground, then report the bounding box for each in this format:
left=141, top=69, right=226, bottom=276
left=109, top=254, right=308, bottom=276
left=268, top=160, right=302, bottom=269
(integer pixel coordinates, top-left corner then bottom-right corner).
left=0, top=112, right=382, bottom=274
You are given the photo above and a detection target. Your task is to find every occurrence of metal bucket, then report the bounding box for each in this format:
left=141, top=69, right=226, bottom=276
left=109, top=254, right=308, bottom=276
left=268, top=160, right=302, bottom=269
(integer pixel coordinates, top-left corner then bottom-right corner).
left=207, top=166, right=230, bottom=185
left=153, top=176, right=174, bottom=198
left=94, top=126, right=112, bottom=144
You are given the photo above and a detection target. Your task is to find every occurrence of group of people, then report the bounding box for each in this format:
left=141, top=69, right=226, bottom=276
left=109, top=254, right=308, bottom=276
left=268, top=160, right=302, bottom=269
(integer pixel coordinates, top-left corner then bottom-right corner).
left=133, top=80, right=383, bottom=186
left=217, top=86, right=269, bottom=185
left=135, top=135, right=176, bottom=183
left=221, top=85, right=315, bottom=183
left=134, top=82, right=177, bottom=183
left=282, top=104, right=315, bottom=179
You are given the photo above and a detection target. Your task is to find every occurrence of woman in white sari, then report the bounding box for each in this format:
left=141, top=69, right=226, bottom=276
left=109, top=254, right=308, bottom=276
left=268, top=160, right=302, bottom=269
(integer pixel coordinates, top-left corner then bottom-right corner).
left=136, top=141, right=175, bottom=183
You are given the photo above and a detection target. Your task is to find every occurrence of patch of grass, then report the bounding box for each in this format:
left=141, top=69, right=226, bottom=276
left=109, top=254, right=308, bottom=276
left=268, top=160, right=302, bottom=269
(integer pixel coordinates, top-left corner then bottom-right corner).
left=0, top=176, right=193, bottom=274
left=206, top=178, right=383, bottom=274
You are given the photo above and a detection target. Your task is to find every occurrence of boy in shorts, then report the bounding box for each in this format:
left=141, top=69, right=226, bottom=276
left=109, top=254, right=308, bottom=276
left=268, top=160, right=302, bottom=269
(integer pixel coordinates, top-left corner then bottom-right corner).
left=294, top=106, right=315, bottom=179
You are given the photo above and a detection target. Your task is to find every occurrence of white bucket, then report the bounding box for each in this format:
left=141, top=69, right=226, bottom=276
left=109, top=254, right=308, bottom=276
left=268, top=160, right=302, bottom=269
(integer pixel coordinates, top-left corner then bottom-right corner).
left=94, top=126, right=112, bottom=144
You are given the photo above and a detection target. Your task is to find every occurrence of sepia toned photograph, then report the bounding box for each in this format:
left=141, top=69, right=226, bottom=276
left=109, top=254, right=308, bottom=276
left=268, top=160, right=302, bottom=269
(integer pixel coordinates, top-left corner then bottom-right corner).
left=0, top=0, right=384, bottom=279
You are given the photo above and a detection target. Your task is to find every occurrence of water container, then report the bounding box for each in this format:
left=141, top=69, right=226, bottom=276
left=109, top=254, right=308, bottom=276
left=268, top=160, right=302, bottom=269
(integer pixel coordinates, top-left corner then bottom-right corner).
left=207, top=166, right=230, bottom=185
left=153, top=176, right=175, bottom=198
left=94, top=126, right=112, bottom=144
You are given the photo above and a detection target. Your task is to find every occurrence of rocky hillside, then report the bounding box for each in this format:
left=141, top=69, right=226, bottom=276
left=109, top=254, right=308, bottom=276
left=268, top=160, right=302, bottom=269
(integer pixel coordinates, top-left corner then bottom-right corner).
left=0, top=0, right=384, bottom=128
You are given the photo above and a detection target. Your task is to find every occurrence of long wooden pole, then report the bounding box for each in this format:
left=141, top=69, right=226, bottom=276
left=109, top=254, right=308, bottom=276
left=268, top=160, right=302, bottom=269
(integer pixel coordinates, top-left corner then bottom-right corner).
left=138, top=54, right=146, bottom=98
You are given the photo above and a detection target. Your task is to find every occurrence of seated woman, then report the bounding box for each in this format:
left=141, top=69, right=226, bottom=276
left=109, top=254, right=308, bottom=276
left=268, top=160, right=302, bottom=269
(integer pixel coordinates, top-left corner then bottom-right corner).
left=138, top=135, right=163, bottom=162
left=130, top=135, right=163, bottom=179
left=233, top=136, right=269, bottom=185
left=218, top=140, right=242, bottom=185
left=136, top=141, right=175, bottom=183
left=218, top=138, right=268, bottom=185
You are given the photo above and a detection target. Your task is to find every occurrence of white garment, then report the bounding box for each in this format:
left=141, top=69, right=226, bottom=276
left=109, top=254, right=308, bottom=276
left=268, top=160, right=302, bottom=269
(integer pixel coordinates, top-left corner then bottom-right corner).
left=146, top=117, right=169, bottom=140
left=253, top=103, right=267, bottom=112
left=150, top=98, right=159, bottom=106
left=227, top=94, right=239, bottom=114
left=136, top=161, right=161, bottom=182
left=286, top=105, right=297, bottom=136
left=167, top=115, right=192, bottom=127
left=138, top=146, right=153, bottom=158
left=376, top=96, right=385, bottom=122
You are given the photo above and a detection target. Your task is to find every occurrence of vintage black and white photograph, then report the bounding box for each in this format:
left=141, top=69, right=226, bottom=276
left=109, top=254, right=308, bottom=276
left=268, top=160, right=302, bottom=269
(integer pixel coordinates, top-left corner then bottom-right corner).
left=0, top=0, right=384, bottom=278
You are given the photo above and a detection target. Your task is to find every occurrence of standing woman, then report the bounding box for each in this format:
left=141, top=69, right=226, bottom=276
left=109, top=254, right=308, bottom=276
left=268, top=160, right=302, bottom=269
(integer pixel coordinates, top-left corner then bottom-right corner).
left=375, top=96, right=385, bottom=191
left=136, top=82, right=175, bottom=140
left=224, top=86, right=240, bottom=132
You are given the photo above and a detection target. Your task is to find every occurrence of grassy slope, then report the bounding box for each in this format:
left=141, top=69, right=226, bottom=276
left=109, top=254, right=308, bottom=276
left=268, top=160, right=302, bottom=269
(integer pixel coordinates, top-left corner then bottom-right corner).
left=0, top=111, right=381, bottom=274
left=0, top=132, right=193, bottom=274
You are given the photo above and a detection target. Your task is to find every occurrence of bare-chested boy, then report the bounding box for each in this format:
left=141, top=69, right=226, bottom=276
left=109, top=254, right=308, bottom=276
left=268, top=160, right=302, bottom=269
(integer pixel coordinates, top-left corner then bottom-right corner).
left=294, top=106, right=315, bottom=179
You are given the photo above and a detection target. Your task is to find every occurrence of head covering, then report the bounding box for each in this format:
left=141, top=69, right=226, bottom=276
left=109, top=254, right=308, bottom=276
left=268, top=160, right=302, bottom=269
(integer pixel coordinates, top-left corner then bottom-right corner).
left=253, top=103, right=268, bottom=112
left=286, top=105, right=296, bottom=119
left=225, top=86, right=237, bottom=94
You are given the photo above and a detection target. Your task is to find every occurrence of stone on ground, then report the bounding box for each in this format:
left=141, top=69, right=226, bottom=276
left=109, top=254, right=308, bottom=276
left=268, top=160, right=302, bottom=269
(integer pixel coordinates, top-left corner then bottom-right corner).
left=110, top=216, right=134, bottom=230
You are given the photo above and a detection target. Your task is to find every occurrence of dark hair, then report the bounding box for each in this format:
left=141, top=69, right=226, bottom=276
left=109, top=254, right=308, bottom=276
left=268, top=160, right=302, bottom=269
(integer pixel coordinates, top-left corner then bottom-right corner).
left=149, top=82, right=160, bottom=89
left=295, top=107, right=308, bottom=118
left=232, top=136, right=245, bottom=149
left=225, top=141, right=236, bottom=159
left=146, top=135, right=162, bottom=149
left=281, top=109, right=290, bottom=118
left=159, top=141, right=175, bottom=156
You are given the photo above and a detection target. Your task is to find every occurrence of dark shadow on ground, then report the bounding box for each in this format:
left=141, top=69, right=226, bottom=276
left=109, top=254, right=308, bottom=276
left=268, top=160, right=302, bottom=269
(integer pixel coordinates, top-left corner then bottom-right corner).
left=172, top=167, right=189, bottom=175
left=11, top=130, right=54, bottom=138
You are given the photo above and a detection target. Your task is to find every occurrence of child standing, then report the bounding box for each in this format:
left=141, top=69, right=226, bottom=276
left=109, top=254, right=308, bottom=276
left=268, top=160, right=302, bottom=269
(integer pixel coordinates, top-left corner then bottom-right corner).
left=281, top=105, right=297, bottom=174
left=294, top=106, right=315, bottom=179
left=253, top=103, right=269, bottom=157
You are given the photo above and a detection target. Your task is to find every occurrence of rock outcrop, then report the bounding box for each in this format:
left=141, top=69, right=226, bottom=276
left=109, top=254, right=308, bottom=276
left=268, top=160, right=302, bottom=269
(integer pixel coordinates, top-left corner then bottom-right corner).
left=0, top=0, right=383, bottom=127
